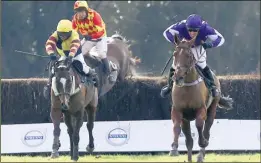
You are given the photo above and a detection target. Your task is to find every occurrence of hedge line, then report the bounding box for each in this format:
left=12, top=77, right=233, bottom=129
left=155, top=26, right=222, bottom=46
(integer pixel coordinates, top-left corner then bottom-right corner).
left=1, top=75, right=260, bottom=124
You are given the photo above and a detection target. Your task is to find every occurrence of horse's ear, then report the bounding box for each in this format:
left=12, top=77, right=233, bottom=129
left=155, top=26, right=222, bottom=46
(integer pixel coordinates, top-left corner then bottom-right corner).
left=174, top=35, right=180, bottom=46
left=66, top=61, right=72, bottom=71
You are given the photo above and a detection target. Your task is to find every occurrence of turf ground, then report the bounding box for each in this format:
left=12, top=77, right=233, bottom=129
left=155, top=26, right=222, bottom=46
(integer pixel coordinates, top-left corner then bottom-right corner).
left=1, top=153, right=260, bottom=162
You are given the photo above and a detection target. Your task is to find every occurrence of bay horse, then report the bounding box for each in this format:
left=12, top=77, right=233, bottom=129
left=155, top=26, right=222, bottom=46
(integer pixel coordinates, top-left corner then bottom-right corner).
left=169, top=36, right=233, bottom=162
left=83, top=33, right=141, bottom=97
left=50, top=57, right=98, bottom=161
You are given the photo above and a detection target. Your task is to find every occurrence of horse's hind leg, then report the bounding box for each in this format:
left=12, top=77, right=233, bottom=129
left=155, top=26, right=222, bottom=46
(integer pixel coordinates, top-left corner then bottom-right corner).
left=169, top=108, right=182, bottom=156
left=182, top=119, right=193, bottom=162
left=197, top=101, right=218, bottom=162
left=85, top=105, right=96, bottom=154
left=50, top=107, right=62, bottom=158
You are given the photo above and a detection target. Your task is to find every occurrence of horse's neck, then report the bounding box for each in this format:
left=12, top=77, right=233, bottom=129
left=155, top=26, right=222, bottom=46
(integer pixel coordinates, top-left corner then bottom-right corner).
left=184, top=67, right=200, bottom=83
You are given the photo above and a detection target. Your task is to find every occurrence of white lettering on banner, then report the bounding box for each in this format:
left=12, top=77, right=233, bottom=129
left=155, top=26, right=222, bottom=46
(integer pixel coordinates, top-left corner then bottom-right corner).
left=106, top=126, right=130, bottom=146
left=1, top=120, right=260, bottom=154
left=22, top=130, right=46, bottom=147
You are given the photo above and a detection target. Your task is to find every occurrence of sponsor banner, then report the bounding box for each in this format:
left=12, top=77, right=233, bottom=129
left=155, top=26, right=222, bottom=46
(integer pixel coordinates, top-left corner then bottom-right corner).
left=1, top=120, right=260, bottom=154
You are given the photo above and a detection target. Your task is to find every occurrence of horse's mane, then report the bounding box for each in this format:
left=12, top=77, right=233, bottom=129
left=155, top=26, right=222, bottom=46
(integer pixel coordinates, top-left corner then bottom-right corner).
left=111, top=31, right=130, bottom=45
left=110, top=31, right=141, bottom=65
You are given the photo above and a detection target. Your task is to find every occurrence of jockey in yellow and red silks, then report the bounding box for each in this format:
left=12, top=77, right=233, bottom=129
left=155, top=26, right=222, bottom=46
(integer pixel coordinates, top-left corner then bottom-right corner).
left=72, top=0, right=114, bottom=83
left=43, top=19, right=98, bottom=98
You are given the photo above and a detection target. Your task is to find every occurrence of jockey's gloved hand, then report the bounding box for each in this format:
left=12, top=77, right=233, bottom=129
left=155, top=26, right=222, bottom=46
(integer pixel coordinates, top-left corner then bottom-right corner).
left=84, top=35, right=92, bottom=41
left=49, top=53, right=57, bottom=61
left=68, top=54, right=74, bottom=62
left=202, top=42, right=213, bottom=49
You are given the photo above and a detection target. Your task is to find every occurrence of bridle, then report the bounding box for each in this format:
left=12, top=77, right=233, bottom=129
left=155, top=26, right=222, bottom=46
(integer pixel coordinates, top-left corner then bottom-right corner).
left=52, top=59, right=75, bottom=97
left=174, top=43, right=196, bottom=79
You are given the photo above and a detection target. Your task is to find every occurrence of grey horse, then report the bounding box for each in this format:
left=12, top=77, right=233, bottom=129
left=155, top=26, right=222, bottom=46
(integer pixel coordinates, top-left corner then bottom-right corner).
left=84, top=33, right=141, bottom=97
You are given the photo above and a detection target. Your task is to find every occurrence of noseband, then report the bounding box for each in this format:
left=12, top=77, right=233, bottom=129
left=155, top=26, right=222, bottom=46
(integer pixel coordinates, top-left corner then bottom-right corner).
left=51, top=59, right=79, bottom=97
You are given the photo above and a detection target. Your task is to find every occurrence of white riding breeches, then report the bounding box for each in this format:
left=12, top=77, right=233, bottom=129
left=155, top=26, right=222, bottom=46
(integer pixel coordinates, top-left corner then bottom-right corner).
left=81, top=36, right=108, bottom=59
left=58, top=54, right=90, bottom=74
left=172, top=45, right=207, bottom=69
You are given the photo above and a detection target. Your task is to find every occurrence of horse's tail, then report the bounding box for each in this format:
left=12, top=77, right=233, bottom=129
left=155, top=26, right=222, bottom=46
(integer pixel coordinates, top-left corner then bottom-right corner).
left=218, top=95, right=233, bottom=110
left=129, top=56, right=141, bottom=66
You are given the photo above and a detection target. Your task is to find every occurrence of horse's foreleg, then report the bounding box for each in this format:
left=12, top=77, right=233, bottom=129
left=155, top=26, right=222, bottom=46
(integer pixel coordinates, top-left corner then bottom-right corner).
left=72, top=111, right=84, bottom=161
left=182, top=119, right=193, bottom=162
left=169, top=108, right=182, bottom=156
left=86, top=106, right=96, bottom=153
left=195, top=107, right=208, bottom=163
left=196, top=107, right=208, bottom=148
left=63, top=113, right=74, bottom=160
left=50, top=107, right=62, bottom=158
left=197, top=101, right=218, bottom=162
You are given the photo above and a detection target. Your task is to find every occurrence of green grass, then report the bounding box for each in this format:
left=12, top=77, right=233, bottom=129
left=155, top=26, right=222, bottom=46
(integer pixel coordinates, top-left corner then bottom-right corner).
left=1, top=153, right=260, bottom=162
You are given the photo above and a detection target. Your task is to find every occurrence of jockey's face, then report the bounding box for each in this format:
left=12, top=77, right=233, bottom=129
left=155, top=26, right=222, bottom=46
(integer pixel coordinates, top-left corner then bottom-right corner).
left=76, top=10, right=87, bottom=20
left=57, top=31, right=72, bottom=41
left=187, top=28, right=199, bottom=39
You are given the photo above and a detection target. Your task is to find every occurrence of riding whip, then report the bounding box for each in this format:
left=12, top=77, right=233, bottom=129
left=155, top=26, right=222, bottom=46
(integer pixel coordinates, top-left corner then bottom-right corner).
left=14, top=50, right=49, bottom=58
left=161, top=54, right=173, bottom=76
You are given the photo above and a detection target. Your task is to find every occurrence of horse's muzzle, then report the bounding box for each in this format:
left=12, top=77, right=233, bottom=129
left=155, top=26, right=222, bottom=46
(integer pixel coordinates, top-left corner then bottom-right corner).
left=61, top=103, right=69, bottom=111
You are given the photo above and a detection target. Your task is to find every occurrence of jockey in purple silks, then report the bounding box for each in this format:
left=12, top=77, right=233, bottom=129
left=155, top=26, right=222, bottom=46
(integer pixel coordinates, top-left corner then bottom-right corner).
left=160, top=14, right=225, bottom=98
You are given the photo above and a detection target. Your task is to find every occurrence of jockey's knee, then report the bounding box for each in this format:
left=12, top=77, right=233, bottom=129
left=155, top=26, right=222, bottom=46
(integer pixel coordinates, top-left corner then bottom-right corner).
left=73, top=53, right=85, bottom=62
left=196, top=61, right=207, bottom=69
left=99, top=51, right=107, bottom=59
left=171, top=64, right=175, bottom=69
left=172, top=60, right=175, bottom=69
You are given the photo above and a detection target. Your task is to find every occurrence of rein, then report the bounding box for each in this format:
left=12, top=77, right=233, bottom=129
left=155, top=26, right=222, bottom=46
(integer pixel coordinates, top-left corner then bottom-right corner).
left=175, top=43, right=205, bottom=78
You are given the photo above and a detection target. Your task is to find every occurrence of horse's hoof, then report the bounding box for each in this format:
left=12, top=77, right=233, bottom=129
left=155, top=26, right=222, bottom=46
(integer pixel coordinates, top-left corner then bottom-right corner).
left=188, top=153, right=192, bottom=162
left=86, top=145, right=95, bottom=153
left=169, top=149, right=179, bottom=156
left=95, top=155, right=102, bottom=159
left=72, top=156, right=79, bottom=162
left=197, top=154, right=204, bottom=163
left=50, top=152, right=59, bottom=158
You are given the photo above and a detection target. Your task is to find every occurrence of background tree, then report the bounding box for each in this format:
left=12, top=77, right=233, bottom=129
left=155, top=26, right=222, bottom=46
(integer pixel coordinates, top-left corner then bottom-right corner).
left=1, top=1, right=260, bottom=78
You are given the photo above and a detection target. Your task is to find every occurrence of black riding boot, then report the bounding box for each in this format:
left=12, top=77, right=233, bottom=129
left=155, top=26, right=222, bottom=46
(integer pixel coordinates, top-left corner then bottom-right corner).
left=87, top=68, right=99, bottom=87
left=101, top=58, right=114, bottom=83
left=160, top=67, right=175, bottom=98
left=202, top=66, right=219, bottom=97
